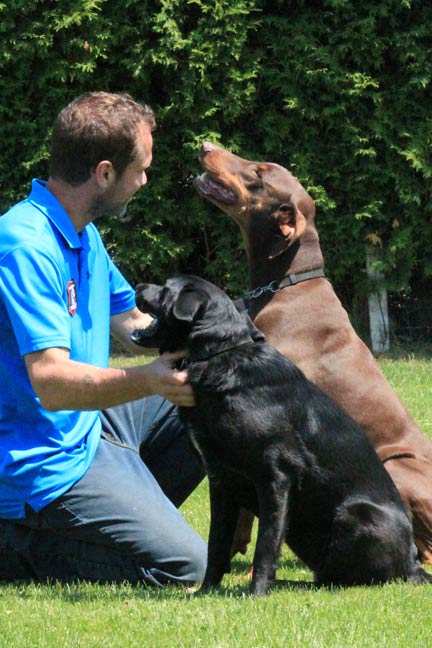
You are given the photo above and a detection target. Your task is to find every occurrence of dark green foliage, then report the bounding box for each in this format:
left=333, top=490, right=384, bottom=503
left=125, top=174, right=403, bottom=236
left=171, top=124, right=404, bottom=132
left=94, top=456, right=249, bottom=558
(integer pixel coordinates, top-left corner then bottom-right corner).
left=252, top=0, right=432, bottom=305
left=1, top=0, right=431, bottom=306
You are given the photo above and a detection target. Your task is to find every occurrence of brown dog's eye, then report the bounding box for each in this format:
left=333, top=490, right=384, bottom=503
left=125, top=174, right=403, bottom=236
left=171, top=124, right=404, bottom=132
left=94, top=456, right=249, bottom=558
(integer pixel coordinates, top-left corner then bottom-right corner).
left=245, top=167, right=264, bottom=190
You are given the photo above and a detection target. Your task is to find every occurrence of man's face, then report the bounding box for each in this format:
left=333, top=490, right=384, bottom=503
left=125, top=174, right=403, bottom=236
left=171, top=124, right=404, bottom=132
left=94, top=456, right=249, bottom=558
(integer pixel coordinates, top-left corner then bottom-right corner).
left=90, top=122, right=153, bottom=219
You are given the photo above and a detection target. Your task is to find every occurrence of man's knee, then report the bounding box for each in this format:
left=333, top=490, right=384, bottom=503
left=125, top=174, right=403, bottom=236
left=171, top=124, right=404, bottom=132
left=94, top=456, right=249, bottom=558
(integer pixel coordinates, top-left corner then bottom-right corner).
left=185, top=535, right=207, bottom=583
left=146, top=534, right=207, bottom=586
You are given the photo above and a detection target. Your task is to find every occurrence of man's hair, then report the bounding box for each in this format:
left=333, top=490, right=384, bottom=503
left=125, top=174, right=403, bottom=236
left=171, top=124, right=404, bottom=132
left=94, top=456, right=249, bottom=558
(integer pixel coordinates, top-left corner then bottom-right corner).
left=49, top=92, right=156, bottom=185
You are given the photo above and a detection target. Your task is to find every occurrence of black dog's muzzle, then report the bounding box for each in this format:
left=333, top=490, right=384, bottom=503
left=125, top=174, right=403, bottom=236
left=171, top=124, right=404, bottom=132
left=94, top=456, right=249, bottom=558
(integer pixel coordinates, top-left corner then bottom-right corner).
left=130, top=318, right=161, bottom=347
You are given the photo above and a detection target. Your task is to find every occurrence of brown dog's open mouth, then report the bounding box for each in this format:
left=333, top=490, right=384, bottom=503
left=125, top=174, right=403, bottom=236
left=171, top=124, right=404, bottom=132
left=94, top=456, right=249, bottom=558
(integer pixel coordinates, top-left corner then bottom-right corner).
left=193, top=173, right=237, bottom=205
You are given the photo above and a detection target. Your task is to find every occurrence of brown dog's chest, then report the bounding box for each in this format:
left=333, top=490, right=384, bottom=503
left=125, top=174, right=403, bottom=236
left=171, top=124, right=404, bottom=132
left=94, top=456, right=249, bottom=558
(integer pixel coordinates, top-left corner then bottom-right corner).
left=253, top=282, right=351, bottom=373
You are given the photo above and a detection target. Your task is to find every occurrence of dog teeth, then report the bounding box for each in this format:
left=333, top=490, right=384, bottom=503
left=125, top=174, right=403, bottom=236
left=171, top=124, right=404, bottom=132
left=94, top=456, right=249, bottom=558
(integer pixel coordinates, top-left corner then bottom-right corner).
left=194, top=173, right=236, bottom=203
left=207, top=178, right=236, bottom=201
left=194, top=173, right=210, bottom=193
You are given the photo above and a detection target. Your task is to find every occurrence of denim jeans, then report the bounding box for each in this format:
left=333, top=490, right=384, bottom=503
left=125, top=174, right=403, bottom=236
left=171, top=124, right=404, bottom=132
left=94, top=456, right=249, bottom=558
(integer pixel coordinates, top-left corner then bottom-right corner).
left=0, top=396, right=207, bottom=586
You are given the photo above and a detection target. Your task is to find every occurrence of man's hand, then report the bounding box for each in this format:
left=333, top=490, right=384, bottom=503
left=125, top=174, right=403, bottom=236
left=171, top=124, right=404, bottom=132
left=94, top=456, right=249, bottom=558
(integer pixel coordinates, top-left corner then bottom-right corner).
left=144, top=351, right=195, bottom=407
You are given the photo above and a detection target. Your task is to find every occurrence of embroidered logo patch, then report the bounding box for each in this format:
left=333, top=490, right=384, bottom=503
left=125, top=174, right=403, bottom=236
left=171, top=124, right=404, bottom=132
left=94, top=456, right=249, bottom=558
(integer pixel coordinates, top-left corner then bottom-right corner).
left=67, top=279, right=78, bottom=315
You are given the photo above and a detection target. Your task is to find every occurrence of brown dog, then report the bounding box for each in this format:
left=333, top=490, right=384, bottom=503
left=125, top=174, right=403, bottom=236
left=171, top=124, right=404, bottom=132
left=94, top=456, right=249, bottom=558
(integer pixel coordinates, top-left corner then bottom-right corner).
left=194, top=141, right=432, bottom=563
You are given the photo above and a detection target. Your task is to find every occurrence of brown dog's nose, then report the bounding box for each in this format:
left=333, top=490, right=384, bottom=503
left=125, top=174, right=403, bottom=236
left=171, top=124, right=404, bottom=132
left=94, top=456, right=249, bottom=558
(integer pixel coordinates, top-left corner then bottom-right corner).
left=202, top=141, right=216, bottom=154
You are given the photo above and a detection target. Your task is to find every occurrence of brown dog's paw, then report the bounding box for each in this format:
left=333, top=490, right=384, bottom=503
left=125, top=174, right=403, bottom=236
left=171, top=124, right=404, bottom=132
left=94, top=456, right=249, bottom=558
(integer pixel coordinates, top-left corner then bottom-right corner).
left=231, top=508, right=255, bottom=557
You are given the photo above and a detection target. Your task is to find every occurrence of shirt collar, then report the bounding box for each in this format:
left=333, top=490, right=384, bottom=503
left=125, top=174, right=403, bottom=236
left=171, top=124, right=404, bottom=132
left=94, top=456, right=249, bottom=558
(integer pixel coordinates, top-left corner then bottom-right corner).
left=28, top=179, right=83, bottom=249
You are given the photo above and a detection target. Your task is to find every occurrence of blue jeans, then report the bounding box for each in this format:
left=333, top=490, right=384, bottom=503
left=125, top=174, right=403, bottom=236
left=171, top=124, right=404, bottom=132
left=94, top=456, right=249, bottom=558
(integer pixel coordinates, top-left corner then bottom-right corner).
left=0, top=396, right=206, bottom=586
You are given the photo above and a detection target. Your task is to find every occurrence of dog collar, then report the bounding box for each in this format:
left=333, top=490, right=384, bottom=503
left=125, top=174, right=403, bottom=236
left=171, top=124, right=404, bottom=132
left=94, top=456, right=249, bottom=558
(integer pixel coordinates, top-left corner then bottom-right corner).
left=234, top=268, right=325, bottom=312
left=190, top=340, right=256, bottom=363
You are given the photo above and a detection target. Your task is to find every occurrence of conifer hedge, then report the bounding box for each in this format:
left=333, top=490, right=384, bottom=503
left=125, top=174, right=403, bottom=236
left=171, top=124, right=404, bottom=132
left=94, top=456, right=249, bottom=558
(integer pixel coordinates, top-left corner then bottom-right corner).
left=1, top=0, right=431, bottom=311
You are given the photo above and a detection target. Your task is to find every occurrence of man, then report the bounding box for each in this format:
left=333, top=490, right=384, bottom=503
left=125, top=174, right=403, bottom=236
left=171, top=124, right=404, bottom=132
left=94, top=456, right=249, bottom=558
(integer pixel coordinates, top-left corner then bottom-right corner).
left=0, top=92, right=207, bottom=586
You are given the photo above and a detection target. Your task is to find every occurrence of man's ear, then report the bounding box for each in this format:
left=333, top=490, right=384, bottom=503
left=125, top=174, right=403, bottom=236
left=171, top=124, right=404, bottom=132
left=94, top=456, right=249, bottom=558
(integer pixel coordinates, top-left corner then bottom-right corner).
left=268, top=203, right=307, bottom=259
left=173, top=286, right=206, bottom=323
left=94, top=160, right=115, bottom=188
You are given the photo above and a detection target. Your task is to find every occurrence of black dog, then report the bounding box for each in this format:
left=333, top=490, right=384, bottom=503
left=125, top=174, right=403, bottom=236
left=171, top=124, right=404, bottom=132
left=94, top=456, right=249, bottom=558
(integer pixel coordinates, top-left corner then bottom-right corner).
left=132, top=275, right=431, bottom=595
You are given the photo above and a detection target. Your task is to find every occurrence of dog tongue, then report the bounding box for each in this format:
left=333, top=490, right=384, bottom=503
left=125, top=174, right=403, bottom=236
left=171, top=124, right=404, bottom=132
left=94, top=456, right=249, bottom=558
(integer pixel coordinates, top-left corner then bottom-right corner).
left=194, top=173, right=237, bottom=204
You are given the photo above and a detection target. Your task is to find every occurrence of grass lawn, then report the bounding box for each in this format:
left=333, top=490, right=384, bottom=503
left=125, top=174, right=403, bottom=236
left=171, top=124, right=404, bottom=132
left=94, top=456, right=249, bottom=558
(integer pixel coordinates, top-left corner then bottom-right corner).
left=1, top=350, right=432, bottom=648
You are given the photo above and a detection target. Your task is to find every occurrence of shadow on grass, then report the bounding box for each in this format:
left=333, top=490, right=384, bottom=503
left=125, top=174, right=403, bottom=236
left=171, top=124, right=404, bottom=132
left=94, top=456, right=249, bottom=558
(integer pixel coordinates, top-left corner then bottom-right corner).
left=0, top=578, right=306, bottom=603
left=0, top=579, right=196, bottom=603
left=229, top=553, right=308, bottom=573
left=1, top=557, right=315, bottom=602
left=190, top=577, right=317, bottom=599
left=189, top=554, right=317, bottom=597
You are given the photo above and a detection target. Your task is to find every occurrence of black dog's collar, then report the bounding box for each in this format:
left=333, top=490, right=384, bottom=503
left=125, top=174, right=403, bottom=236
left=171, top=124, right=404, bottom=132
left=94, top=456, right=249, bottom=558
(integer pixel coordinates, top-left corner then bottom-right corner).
left=189, top=340, right=256, bottom=363
left=234, top=268, right=325, bottom=312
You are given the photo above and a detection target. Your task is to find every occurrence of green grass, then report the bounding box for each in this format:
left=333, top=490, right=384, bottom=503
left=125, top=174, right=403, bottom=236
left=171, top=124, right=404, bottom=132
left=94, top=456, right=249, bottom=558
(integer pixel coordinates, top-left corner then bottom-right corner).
left=2, top=351, right=432, bottom=648
left=379, top=355, right=432, bottom=439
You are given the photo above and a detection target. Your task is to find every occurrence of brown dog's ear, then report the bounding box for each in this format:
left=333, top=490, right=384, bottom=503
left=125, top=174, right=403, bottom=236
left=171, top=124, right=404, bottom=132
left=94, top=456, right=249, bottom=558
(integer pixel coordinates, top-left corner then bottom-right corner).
left=268, top=203, right=307, bottom=259
left=173, top=286, right=205, bottom=323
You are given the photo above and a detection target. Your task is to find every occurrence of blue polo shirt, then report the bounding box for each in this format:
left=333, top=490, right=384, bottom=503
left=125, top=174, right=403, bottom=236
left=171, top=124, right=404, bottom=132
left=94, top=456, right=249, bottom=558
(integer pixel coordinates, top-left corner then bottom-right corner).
left=0, top=179, right=136, bottom=518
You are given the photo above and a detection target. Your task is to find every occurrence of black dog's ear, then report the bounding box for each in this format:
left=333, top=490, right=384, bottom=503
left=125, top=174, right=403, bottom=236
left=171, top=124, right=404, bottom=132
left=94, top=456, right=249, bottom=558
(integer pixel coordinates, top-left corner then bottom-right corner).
left=240, top=312, right=266, bottom=343
left=172, top=286, right=206, bottom=323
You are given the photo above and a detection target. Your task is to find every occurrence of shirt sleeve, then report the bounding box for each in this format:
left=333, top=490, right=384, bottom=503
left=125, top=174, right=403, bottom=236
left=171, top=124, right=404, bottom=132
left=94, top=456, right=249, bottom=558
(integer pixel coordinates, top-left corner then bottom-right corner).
left=107, top=255, right=137, bottom=316
left=87, top=224, right=136, bottom=316
left=0, top=246, right=71, bottom=356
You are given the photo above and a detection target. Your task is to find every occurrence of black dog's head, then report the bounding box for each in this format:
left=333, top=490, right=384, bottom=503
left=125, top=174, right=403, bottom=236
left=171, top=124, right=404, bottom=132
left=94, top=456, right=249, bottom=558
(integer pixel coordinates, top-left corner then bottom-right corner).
left=132, top=274, right=265, bottom=359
